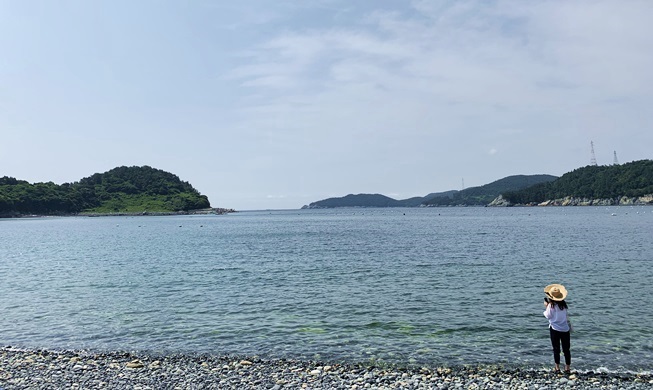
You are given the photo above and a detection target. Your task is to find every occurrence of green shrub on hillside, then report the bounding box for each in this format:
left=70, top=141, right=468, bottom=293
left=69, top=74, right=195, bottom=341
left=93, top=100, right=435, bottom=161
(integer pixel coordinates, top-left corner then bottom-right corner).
left=0, top=166, right=210, bottom=215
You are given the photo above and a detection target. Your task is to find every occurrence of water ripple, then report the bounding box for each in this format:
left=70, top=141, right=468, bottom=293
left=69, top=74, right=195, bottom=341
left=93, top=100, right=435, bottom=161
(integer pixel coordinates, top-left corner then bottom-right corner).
left=1, top=208, right=652, bottom=370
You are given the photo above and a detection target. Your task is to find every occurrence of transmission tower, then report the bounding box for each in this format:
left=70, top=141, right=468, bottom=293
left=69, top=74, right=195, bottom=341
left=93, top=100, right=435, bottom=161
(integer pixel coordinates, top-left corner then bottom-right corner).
left=613, top=151, right=619, bottom=165
left=590, top=141, right=598, bottom=166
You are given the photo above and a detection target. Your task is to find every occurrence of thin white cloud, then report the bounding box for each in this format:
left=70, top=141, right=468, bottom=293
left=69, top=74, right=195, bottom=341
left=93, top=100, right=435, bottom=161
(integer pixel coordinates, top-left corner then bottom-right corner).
left=228, top=1, right=651, bottom=139
left=217, top=0, right=652, bottom=207
left=2, top=0, right=651, bottom=209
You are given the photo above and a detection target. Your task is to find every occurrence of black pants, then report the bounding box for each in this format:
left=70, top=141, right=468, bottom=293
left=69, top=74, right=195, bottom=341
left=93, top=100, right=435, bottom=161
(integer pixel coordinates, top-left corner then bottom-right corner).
left=549, top=327, right=571, bottom=365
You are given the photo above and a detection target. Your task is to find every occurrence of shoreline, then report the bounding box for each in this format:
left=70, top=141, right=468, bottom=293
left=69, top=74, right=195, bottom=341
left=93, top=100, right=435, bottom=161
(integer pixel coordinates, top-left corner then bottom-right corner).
left=79, top=207, right=236, bottom=217
left=1, top=347, right=652, bottom=389
left=0, top=208, right=236, bottom=219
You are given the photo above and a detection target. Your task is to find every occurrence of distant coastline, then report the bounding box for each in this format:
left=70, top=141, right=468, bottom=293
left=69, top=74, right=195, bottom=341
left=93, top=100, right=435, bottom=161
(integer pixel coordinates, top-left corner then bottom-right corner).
left=303, top=160, right=653, bottom=209
left=80, top=207, right=236, bottom=217
left=1, top=208, right=236, bottom=219
left=489, top=194, right=653, bottom=207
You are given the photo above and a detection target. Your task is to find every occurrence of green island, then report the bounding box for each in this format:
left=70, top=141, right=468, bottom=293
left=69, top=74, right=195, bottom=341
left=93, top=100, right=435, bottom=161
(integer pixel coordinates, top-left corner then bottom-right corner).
left=0, top=165, right=230, bottom=217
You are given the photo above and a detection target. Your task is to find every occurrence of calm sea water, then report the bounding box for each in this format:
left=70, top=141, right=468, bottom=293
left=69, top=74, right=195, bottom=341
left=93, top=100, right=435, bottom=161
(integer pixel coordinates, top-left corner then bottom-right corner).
left=1, top=207, right=652, bottom=371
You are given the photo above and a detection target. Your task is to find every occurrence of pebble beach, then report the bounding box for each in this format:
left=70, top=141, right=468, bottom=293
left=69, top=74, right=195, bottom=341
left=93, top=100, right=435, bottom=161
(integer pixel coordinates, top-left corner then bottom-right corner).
left=1, top=347, right=652, bottom=389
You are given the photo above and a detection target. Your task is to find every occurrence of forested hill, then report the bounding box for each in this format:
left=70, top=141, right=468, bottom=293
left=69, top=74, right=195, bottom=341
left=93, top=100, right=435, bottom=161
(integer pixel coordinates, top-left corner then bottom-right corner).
left=303, top=194, right=402, bottom=208
left=301, top=189, right=460, bottom=209
left=0, top=166, right=211, bottom=216
left=302, top=175, right=556, bottom=209
left=501, top=160, right=653, bottom=205
left=423, top=174, right=558, bottom=206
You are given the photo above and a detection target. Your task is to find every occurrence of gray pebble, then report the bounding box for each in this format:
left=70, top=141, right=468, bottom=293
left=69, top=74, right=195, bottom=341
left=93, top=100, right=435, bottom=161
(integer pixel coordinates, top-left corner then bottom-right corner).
left=1, top=347, right=652, bottom=390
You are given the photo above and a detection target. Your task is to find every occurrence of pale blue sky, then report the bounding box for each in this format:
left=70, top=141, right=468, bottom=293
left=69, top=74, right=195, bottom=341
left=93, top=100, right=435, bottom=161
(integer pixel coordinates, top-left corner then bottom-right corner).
left=1, top=0, right=652, bottom=210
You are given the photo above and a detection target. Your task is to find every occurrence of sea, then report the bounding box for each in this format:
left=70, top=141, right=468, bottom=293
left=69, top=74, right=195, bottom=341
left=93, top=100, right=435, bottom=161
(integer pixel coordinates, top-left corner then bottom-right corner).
left=1, top=207, right=651, bottom=372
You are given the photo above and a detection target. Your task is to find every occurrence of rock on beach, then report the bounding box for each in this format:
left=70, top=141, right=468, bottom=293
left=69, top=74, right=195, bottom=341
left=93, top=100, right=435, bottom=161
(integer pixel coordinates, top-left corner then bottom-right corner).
left=1, top=347, right=652, bottom=389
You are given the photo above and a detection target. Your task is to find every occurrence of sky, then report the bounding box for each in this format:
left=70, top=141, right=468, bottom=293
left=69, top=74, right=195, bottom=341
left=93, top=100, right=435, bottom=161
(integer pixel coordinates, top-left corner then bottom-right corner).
left=1, top=0, right=652, bottom=210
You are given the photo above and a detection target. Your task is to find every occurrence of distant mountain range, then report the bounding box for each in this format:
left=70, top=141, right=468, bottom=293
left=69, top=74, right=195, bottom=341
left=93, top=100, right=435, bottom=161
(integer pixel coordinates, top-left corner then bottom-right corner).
left=302, top=174, right=558, bottom=209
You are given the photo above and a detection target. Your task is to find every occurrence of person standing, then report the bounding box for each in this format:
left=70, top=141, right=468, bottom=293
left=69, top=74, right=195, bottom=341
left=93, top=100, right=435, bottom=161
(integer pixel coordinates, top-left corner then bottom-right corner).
left=543, top=283, right=571, bottom=372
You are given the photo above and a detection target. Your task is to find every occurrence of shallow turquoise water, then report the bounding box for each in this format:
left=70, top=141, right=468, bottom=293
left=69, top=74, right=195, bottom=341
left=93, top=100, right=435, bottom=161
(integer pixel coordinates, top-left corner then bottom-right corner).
left=1, top=207, right=652, bottom=370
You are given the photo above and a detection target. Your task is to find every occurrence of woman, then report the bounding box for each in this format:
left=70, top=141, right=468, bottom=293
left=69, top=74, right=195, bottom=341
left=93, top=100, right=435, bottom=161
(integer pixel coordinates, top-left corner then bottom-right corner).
left=543, top=283, right=571, bottom=373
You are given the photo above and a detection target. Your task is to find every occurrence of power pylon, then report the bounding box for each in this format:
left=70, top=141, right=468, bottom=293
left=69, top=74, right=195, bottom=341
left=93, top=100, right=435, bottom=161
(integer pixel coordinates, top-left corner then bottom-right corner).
left=613, top=151, right=619, bottom=165
left=590, top=141, right=598, bottom=166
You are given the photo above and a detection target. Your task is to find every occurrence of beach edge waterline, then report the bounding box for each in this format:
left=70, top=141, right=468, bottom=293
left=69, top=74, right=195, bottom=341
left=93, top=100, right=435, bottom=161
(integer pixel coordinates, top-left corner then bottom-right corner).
left=1, top=347, right=652, bottom=389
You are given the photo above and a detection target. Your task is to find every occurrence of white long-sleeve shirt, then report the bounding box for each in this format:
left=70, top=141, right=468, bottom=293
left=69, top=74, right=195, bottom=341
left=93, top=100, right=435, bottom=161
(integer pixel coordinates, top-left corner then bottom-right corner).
left=544, top=304, right=570, bottom=332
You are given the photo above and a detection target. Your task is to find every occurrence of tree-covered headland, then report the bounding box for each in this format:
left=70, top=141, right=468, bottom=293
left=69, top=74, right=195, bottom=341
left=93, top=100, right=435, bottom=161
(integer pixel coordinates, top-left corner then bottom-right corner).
left=0, top=166, right=211, bottom=216
left=423, top=174, right=557, bottom=206
left=501, top=159, right=653, bottom=205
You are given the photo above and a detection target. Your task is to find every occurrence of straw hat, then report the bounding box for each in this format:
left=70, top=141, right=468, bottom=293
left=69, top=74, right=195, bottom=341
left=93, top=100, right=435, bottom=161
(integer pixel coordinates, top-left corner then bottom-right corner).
left=544, top=284, right=568, bottom=301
